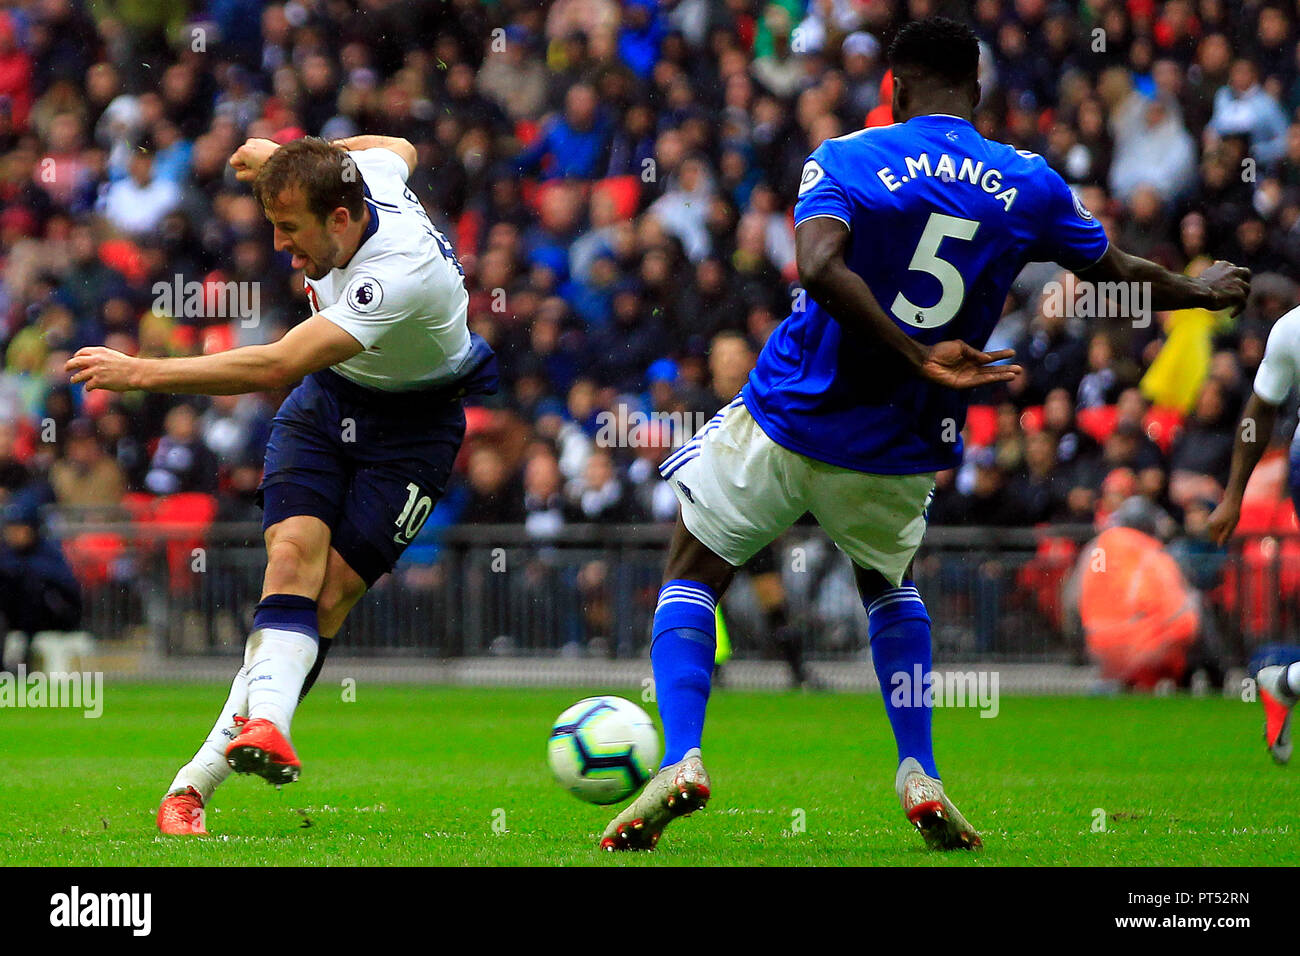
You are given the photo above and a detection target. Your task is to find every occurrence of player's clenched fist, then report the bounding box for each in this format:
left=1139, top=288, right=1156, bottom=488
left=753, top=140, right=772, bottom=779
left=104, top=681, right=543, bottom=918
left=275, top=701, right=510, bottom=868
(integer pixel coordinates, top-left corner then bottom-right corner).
left=1199, top=260, right=1252, bottom=316
left=229, top=138, right=279, bottom=182
left=66, top=346, right=142, bottom=392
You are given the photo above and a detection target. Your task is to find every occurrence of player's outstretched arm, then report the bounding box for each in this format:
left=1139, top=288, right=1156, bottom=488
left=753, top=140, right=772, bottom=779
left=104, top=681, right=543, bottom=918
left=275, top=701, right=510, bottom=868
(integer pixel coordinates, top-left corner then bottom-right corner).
left=1075, top=245, right=1251, bottom=316
left=796, top=217, right=1022, bottom=389
left=66, top=315, right=364, bottom=395
left=330, top=135, right=417, bottom=176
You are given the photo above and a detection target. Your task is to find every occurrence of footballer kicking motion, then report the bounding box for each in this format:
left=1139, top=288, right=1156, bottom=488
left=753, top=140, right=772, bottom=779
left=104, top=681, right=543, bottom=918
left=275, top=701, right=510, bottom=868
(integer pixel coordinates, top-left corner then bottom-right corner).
left=1209, top=305, right=1300, bottom=764
left=67, top=134, right=496, bottom=835
left=601, top=16, right=1251, bottom=852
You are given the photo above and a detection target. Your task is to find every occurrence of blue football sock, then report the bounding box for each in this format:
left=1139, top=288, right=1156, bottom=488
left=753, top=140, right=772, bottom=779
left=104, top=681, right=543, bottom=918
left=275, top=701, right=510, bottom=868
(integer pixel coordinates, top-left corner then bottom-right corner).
left=866, top=581, right=939, bottom=778
left=651, top=579, right=718, bottom=767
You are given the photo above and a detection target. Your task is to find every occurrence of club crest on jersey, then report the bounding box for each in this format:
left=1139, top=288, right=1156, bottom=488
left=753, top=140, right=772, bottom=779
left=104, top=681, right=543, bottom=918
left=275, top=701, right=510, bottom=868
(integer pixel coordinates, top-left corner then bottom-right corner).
left=1071, top=189, right=1094, bottom=221
left=346, top=276, right=384, bottom=313
left=799, top=160, right=825, bottom=196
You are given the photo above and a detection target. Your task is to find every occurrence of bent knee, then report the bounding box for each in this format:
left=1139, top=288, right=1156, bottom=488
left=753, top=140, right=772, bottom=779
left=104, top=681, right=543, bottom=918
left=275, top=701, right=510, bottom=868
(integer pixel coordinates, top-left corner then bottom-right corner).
left=263, top=521, right=331, bottom=595
left=318, top=574, right=366, bottom=619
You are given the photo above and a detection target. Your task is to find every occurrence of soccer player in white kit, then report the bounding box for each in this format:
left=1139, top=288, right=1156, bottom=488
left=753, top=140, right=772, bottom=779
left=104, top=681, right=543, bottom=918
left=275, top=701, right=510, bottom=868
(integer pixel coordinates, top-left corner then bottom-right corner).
left=66, top=135, right=497, bottom=834
left=1209, top=304, right=1300, bottom=764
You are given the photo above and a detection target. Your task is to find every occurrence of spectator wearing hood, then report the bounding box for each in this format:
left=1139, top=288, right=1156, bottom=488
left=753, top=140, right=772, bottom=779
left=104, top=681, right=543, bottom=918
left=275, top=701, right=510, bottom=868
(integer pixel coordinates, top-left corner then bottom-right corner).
left=1208, top=59, right=1290, bottom=165
left=1110, top=96, right=1198, bottom=201
left=0, top=493, right=82, bottom=666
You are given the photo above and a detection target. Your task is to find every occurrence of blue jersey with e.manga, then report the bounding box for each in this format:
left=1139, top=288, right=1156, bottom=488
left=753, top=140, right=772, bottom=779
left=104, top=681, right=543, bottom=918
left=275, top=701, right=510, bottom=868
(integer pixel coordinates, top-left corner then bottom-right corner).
left=742, top=114, right=1110, bottom=474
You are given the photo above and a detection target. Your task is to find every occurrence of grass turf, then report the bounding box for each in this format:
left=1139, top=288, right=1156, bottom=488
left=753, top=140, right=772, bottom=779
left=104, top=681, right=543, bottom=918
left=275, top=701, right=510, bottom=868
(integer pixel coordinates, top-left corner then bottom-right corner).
left=1, top=682, right=1297, bottom=866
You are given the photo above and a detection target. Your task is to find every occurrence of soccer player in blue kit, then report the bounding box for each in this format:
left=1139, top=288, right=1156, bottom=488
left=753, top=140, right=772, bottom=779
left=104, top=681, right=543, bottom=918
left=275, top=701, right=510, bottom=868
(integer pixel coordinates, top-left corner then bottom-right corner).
left=601, top=17, right=1251, bottom=852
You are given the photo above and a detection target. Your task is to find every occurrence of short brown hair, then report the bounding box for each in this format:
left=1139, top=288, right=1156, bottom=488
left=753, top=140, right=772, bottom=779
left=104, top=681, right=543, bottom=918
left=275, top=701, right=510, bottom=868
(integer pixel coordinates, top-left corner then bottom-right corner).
left=253, top=136, right=365, bottom=221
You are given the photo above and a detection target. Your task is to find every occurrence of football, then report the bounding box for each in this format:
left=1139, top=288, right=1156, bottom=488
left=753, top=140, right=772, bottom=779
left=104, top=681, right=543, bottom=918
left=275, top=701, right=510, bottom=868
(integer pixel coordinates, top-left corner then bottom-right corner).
left=547, top=696, right=660, bottom=804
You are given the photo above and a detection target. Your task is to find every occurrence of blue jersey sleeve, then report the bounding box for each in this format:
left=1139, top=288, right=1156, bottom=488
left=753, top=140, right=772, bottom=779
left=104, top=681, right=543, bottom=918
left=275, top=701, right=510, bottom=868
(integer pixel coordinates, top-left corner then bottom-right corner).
left=793, top=145, right=852, bottom=230
left=1029, top=168, right=1109, bottom=270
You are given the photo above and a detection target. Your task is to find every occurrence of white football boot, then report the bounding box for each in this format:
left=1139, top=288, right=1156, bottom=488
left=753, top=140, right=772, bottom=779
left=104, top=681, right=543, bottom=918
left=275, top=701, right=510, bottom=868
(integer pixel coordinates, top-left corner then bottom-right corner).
left=895, top=757, right=983, bottom=850
left=1257, top=664, right=1296, bottom=764
left=600, top=749, right=711, bottom=851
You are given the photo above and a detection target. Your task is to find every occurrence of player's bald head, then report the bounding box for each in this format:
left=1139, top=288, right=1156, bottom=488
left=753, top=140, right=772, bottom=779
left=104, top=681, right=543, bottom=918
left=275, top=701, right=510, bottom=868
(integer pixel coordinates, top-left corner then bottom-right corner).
left=888, top=16, right=980, bottom=95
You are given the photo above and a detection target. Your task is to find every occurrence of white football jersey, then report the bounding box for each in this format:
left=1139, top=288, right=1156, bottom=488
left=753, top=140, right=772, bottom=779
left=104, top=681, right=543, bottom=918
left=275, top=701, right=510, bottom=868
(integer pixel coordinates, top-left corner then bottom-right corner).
left=305, top=148, right=473, bottom=391
left=1254, top=305, right=1300, bottom=406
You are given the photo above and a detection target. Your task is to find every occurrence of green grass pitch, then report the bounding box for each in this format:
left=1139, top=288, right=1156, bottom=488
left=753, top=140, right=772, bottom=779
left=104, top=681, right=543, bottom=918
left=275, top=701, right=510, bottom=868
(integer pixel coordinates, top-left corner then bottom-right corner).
left=2, top=682, right=1298, bottom=866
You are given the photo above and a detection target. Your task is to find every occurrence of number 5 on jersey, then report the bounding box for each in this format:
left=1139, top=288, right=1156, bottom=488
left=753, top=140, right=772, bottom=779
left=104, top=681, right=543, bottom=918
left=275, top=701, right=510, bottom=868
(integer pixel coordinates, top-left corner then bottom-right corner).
left=394, top=482, right=433, bottom=544
left=892, top=212, right=979, bottom=329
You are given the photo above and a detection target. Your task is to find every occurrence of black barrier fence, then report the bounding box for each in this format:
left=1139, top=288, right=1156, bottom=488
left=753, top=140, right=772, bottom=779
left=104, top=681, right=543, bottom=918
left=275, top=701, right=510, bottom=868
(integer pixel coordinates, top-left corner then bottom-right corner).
left=35, top=511, right=1300, bottom=674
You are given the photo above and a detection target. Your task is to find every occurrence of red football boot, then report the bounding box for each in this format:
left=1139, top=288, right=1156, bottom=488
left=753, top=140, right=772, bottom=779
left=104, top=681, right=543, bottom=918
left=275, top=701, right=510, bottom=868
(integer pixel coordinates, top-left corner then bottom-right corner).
left=1257, top=665, right=1296, bottom=764
left=225, top=717, right=302, bottom=784
left=157, top=786, right=207, bottom=836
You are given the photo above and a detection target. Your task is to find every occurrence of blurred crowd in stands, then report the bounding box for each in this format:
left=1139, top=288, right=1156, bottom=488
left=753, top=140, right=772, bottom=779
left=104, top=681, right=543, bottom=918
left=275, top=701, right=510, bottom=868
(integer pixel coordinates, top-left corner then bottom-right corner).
left=4, top=0, right=1300, bottom=596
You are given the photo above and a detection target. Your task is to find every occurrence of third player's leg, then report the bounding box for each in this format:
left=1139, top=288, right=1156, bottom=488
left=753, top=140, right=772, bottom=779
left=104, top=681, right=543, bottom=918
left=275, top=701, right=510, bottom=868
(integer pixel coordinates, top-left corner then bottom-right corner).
left=316, top=547, right=369, bottom=639
left=663, top=514, right=738, bottom=596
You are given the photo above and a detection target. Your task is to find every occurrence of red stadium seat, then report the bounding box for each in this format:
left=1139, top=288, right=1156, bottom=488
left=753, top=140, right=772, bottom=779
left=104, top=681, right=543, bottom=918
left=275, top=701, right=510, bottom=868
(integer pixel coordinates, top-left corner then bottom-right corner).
left=98, top=238, right=147, bottom=285
left=1142, top=406, right=1184, bottom=453
left=524, top=178, right=590, bottom=215
left=457, top=209, right=482, bottom=261
left=120, top=492, right=156, bottom=521
left=140, top=493, right=219, bottom=594
left=172, top=324, right=197, bottom=349
left=1237, top=499, right=1278, bottom=534
left=201, top=324, right=235, bottom=355
left=514, top=119, right=540, bottom=147
left=1076, top=405, right=1118, bottom=444
left=13, top=418, right=37, bottom=463
left=64, top=532, right=125, bottom=588
left=965, top=405, right=997, bottom=446
left=1014, top=533, right=1079, bottom=629
left=591, top=176, right=641, bottom=221
left=1020, top=405, right=1045, bottom=433
left=1275, top=498, right=1299, bottom=534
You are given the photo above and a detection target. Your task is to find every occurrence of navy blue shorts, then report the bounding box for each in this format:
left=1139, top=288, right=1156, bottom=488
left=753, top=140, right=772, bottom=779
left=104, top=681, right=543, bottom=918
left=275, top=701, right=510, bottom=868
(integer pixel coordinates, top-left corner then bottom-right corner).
left=258, top=364, right=486, bottom=587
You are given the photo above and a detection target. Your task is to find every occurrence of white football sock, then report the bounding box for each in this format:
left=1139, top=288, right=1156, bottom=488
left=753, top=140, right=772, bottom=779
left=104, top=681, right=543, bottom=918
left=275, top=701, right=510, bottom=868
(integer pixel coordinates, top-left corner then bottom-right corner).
left=167, top=663, right=249, bottom=802
left=1286, top=661, right=1300, bottom=698
left=245, top=628, right=318, bottom=734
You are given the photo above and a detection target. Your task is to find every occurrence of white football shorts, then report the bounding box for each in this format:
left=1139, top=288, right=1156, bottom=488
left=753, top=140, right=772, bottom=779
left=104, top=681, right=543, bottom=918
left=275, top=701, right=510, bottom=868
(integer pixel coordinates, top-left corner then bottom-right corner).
left=659, top=395, right=936, bottom=586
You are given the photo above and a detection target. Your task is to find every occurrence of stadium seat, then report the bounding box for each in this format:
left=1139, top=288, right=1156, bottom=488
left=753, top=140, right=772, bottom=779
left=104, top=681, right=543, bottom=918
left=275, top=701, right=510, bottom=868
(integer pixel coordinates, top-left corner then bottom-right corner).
left=120, top=492, right=156, bottom=521
left=1076, top=405, right=1118, bottom=444
left=456, top=209, right=482, bottom=260
left=964, top=405, right=997, bottom=447
left=1019, top=405, right=1045, bottom=433
left=201, top=323, right=235, bottom=355
left=1142, top=406, right=1184, bottom=453
left=64, top=532, right=126, bottom=588
left=1275, top=498, right=1299, bottom=534
left=1237, top=498, right=1279, bottom=534
left=13, top=418, right=37, bottom=463
left=524, top=178, right=590, bottom=216
left=97, top=238, right=147, bottom=285
left=514, top=119, right=540, bottom=147
left=172, top=324, right=198, bottom=350
left=141, top=493, right=219, bottom=594
left=1015, top=533, right=1079, bottom=629
left=591, top=176, right=642, bottom=221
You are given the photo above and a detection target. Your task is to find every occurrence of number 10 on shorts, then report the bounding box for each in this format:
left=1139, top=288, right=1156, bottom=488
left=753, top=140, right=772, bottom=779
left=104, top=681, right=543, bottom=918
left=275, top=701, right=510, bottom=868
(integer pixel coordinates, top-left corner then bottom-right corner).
left=394, top=482, right=433, bottom=544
